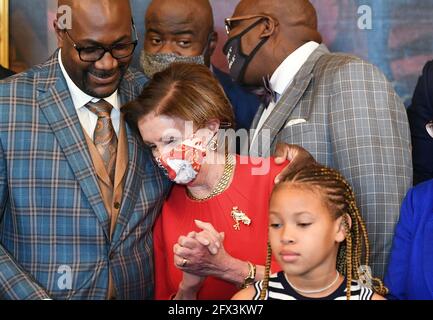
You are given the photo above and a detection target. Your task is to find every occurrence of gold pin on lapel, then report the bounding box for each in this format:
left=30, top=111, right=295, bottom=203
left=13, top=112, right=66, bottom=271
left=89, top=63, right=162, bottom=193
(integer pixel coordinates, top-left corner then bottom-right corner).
left=231, top=207, right=251, bottom=231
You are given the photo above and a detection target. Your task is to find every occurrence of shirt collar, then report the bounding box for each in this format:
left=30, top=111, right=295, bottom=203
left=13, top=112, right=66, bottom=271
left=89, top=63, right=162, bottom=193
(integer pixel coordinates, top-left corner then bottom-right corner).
left=58, top=49, right=119, bottom=111
left=270, top=41, right=320, bottom=96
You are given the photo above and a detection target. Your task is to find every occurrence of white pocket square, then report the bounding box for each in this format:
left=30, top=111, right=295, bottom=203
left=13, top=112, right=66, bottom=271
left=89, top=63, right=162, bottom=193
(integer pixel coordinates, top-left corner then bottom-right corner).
left=285, top=119, right=307, bottom=128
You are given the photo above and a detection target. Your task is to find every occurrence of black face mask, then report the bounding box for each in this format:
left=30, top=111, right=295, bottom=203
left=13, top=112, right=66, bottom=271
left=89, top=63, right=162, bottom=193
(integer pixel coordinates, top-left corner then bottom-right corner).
left=223, top=18, right=269, bottom=84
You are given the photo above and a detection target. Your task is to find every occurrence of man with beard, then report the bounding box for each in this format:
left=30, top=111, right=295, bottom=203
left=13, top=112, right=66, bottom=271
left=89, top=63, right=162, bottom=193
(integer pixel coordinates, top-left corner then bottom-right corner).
left=223, top=0, right=412, bottom=277
left=141, top=0, right=260, bottom=131
left=0, top=0, right=172, bottom=299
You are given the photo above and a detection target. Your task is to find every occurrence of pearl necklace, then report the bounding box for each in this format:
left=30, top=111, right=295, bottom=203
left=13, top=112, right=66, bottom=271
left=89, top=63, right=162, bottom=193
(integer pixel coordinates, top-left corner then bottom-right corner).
left=286, top=271, right=340, bottom=295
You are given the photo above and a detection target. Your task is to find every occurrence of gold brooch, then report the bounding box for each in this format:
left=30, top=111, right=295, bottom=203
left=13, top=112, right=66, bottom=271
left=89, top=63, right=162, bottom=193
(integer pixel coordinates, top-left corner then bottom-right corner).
left=231, top=207, right=251, bottom=231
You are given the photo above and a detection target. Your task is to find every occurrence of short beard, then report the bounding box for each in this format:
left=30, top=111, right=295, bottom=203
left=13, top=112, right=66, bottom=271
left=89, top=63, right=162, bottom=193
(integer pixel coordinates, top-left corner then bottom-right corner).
left=83, top=65, right=128, bottom=98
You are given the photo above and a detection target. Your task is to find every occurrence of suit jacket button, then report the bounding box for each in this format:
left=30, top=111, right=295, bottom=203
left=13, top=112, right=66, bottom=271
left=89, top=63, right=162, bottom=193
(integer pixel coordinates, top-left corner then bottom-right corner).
left=114, top=202, right=120, bottom=210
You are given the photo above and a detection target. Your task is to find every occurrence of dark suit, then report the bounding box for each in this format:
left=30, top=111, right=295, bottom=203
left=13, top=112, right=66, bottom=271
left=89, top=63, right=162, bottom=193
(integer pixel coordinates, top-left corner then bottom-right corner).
left=0, top=51, right=171, bottom=299
left=0, top=65, right=15, bottom=80
left=407, top=60, right=433, bottom=185
left=213, top=66, right=260, bottom=131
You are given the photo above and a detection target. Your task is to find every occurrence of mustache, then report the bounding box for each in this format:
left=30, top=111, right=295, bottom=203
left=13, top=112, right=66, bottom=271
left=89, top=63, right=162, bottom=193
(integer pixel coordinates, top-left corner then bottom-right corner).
left=88, top=68, right=119, bottom=79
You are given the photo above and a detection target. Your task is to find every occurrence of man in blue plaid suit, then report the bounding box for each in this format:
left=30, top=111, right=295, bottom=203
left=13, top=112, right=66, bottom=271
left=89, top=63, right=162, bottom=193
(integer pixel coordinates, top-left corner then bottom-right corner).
left=0, top=0, right=172, bottom=299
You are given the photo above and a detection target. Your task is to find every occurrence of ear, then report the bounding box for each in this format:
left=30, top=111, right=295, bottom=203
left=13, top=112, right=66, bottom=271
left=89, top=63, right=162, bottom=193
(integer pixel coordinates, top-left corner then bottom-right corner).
left=335, top=214, right=352, bottom=243
left=208, top=31, right=218, bottom=57
left=259, top=17, right=279, bottom=39
left=53, top=19, right=65, bottom=48
left=204, top=31, right=218, bottom=67
left=205, top=119, right=221, bottom=134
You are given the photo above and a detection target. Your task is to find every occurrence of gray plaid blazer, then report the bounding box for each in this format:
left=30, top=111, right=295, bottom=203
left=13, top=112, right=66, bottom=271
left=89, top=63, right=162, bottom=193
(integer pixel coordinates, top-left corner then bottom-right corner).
left=0, top=51, right=171, bottom=299
left=250, top=44, right=412, bottom=277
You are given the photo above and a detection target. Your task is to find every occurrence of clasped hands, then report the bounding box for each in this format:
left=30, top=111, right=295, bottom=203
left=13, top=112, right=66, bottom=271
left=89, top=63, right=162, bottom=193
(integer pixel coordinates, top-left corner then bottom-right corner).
left=174, top=220, right=226, bottom=274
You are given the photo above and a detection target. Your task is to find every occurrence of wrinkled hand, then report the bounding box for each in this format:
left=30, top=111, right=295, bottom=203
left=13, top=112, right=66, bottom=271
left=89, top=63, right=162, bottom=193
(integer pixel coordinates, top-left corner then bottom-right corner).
left=273, top=143, right=317, bottom=183
left=173, top=220, right=229, bottom=278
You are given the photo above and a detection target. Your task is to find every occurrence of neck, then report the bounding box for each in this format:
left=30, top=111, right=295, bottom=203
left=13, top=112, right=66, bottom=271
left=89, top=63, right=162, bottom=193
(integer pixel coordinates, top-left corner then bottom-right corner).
left=186, top=150, right=228, bottom=198
left=285, top=254, right=343, bottom=298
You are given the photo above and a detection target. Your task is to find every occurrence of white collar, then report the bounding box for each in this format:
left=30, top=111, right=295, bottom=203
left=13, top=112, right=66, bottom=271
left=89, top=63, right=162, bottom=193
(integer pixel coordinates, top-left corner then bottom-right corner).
left=270, top=41, right=320, bottom=96
left=58, top=49, right=119, bottom=111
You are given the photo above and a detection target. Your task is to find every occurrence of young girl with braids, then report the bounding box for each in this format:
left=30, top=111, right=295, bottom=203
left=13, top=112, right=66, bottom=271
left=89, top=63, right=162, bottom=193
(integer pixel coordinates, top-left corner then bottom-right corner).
left=233, top=164, right=388, bottom=300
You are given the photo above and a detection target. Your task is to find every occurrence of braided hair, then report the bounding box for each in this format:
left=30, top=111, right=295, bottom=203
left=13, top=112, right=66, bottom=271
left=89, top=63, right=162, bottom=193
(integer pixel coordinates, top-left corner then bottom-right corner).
left=260, top=164, right=388, bottom=300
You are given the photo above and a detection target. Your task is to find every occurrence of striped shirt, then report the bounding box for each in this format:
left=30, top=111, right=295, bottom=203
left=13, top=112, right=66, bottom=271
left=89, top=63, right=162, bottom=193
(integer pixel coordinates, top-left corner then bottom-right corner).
left=253, top=272, right=374, bottom=300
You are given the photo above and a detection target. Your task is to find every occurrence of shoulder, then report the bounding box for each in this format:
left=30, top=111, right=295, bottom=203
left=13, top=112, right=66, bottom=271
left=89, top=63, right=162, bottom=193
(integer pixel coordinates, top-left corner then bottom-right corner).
left=0, top=66, right=37, bottom=90
left=0, top=52, right=59, bottom=96
left=420, top=60, right=433, bottom=80
left=414, top=60, right=433, bottom=100
left=315, top=51, right=387, bottom=84
left=408, top=178, right=433, bottom=198
left=231, top=286, right=256, bottom=300
left=347, top=281, right=377, bottom=300
left=236, top=156, right=287, bottom=181
left=0, top=64, right=43, bottom=118
left=402, top=179, right=433, bottom=217
left=371, top=293, right=386, bottom=300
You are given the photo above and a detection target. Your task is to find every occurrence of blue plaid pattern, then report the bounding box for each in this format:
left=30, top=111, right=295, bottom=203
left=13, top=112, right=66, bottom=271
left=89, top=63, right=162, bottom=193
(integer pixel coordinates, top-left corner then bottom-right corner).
left=0, top=51, right=171, bottom=300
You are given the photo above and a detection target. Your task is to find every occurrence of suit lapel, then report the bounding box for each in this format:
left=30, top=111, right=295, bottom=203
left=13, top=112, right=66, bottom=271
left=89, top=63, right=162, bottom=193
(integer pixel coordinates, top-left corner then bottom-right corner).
left=251, top=44, right=330, bottom=156
left=37, top=52, right=111, bottom=240
left=111, top=125, right=144, bottom=243
left=114, top=116, right=128, bottom=190
left=111, top=77, right=145, bottom=243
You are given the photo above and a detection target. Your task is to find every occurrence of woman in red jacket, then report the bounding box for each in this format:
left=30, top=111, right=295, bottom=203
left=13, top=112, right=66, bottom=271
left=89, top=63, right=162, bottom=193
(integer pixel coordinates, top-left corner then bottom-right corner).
left=123, top=63, right=295, bottom=299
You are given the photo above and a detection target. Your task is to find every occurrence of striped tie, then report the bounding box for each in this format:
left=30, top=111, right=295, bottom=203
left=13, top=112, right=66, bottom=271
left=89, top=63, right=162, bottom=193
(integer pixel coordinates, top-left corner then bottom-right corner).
left=86, top=100, right=118, bottom=184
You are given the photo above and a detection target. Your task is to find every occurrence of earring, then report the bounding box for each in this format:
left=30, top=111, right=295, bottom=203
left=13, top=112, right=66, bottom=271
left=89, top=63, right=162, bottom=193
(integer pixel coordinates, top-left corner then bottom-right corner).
left=209, top=139, right=218, bottom=151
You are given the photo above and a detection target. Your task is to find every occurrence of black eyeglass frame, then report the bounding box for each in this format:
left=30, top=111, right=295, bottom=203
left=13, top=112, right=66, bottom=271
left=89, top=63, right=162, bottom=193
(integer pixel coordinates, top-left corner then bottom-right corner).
left=224, top=14, right=270, bottom=35
left=64, top=19, right=139, bottom=62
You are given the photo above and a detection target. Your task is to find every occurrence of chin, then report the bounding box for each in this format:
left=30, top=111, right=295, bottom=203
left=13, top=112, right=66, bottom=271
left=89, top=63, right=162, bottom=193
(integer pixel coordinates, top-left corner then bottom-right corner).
left=84, top=70, right=124, bottom=98
left=86, top=82, right=120, bottom=99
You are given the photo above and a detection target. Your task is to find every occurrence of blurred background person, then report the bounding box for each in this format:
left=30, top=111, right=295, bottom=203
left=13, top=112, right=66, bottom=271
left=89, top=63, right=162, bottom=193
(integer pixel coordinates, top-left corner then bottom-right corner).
left=407, top=60, right=433, bottom=185
left=140, top=0, right=260, bottom=131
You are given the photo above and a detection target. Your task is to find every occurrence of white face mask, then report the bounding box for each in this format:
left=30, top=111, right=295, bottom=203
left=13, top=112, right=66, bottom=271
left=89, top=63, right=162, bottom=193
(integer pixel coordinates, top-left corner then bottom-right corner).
left=156, top=135, right=208, bottom=185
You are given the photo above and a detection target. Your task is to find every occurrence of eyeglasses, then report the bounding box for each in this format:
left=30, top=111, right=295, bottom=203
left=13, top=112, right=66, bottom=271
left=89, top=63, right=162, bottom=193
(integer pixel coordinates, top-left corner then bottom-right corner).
left=224, top=14, right=269, bottom=34
left=64, top=23, right=138, bottom=62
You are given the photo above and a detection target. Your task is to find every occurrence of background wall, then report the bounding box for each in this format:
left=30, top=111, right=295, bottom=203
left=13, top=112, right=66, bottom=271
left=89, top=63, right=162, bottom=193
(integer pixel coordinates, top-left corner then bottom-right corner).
left=9, top=0, right=433, bottom=105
